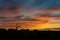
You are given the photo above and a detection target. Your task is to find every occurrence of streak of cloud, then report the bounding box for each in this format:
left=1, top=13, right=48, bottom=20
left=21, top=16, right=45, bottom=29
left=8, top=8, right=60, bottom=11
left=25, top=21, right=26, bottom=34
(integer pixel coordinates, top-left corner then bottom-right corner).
left=34, top=11, right=60, bottom=17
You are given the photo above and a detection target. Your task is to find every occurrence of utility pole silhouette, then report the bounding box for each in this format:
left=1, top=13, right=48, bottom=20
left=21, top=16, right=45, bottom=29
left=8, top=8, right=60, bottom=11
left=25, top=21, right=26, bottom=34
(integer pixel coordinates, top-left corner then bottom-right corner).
left=16, top=24, right=21, bottom=30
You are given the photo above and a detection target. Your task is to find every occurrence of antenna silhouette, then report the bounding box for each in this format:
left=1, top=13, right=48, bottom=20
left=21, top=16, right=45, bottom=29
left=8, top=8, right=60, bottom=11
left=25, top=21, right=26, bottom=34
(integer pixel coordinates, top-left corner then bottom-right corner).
left=16, top=24, right=21, bottom=30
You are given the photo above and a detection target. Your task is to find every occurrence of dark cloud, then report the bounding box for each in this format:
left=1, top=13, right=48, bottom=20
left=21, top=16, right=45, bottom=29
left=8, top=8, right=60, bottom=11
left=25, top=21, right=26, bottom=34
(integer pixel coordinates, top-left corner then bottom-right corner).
left=47, top=12, right=60, bottom=17
left=34, top=13, right=47, bottom=17
left=35, top=12, right=60, bottom=17
left=0, top=17, right=15, bottom=22
left=0, top=0, right=21, bottom=12
left=15, top=16, right=37, bottom=21
left=0, top=15, right=37, bottom=21
left=0, top=19, right=17, bottom=22
left=0, top=20, right=5, bottom=22
left=20, top=18, right=37, bottom=21
left=0, top=0, right=57, bottom=11
left=15, top=15, right=24, bottom=19
left=0, top=16, right=6, bottom=19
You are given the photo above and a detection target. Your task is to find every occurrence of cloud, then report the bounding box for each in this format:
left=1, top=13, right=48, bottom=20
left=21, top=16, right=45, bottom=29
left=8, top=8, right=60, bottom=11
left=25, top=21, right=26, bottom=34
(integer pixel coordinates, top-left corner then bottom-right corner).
left=0, top=17, right=15, bottom=22
left=15, top=15, right=37, bottom=21
left=0, top=15, right=37, bottom=22
left=20, top=18, right=37, bottom=21
left=34, top=11, right=60, bottom=17
left=0, top=20, right=5, bottom=22
left=48, top=12, right=60, bottom=17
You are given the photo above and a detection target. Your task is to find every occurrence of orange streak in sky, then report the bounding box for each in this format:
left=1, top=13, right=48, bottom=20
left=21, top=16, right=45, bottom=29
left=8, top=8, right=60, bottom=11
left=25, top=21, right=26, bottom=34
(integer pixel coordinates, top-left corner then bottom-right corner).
left=0, top=7, right=60, bottom=30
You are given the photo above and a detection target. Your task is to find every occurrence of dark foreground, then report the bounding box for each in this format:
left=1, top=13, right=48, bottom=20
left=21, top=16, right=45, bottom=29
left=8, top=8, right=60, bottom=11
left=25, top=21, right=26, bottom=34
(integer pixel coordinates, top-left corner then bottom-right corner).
left=0, top=29, right=60, bottom=40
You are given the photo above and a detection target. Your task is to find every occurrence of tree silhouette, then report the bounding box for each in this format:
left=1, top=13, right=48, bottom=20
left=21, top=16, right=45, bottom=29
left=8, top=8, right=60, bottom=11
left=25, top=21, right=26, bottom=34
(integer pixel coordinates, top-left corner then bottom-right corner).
left=16, top=24, right=21, bottom=30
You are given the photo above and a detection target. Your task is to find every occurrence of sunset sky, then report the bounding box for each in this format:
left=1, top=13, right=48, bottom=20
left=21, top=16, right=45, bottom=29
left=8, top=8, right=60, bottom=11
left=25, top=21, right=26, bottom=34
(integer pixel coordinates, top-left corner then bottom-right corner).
left=0, top=0, right=60, bottom=30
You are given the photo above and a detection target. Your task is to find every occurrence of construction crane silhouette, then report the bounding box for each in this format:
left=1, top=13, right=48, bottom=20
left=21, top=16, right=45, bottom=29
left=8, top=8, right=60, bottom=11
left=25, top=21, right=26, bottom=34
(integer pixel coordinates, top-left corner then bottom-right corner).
left=16, top=24, right=21, bottom=30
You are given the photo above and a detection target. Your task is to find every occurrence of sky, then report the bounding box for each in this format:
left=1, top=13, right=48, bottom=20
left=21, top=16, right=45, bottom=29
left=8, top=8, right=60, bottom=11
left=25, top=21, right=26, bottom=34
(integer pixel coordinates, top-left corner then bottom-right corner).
left=0, top=0, right=60, bottom=30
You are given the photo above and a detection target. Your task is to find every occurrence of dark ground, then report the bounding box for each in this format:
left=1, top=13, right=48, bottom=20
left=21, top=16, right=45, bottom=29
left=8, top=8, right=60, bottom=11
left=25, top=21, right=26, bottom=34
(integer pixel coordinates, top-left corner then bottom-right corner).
left=0, top=29, right=60, bottom=40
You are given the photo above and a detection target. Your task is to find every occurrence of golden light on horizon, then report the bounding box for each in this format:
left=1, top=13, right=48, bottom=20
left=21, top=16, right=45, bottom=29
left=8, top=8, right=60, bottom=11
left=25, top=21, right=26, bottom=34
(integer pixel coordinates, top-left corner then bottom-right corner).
left=0, top=5, right=60, bottom=30
left=0, top=20, right=60, bottom=30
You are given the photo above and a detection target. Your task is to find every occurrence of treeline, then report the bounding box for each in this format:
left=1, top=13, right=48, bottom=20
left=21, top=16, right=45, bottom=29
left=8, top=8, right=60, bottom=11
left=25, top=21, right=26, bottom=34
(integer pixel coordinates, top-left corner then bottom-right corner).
left=0, top=29, right=59, bottom=40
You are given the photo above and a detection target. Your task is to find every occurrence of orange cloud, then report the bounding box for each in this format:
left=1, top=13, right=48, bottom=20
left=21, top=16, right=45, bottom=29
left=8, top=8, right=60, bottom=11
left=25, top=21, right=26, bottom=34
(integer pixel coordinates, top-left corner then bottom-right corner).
left=0, top=7, right=60, bottom=30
